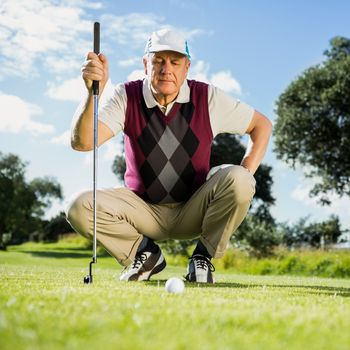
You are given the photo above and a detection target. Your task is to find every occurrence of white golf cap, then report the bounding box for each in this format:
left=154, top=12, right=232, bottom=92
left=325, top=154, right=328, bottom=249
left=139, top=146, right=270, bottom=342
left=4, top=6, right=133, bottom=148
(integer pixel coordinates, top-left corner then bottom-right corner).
left=144, top=29, right=191, bottom=59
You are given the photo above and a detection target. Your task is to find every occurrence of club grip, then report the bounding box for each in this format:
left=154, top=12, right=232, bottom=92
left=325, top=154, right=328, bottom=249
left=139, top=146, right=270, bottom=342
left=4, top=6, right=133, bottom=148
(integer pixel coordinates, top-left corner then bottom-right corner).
left=93, top=22, right=100, bottom=95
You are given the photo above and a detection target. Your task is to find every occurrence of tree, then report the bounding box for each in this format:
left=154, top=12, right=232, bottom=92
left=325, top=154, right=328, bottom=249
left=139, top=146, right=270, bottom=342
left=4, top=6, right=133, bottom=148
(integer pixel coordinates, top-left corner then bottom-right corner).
left=274, top=36, right=350, bottom=204
left=234, top=214, right=281, bottom=257
left=112, top=136, right=126, bottom=183
left=0, top=152, right=62, bottom=249
left=278, top=215, right=344, bottom=249
left=41, top=212, right=74, bottom=242
left=112, top=155, right=126, bottom=183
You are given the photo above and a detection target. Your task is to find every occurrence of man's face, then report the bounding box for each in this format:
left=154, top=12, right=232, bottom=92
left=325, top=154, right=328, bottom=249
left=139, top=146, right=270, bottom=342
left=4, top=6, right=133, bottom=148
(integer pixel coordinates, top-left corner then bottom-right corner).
left=144, top=51, right=190, bottom=103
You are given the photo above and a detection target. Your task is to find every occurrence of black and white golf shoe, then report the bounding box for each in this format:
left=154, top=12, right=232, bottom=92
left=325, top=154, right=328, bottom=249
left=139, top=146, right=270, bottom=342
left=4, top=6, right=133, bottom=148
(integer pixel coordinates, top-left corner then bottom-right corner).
left=185, top=254, right=215, bottom=283
left=119, top=248, right=166, bottom=281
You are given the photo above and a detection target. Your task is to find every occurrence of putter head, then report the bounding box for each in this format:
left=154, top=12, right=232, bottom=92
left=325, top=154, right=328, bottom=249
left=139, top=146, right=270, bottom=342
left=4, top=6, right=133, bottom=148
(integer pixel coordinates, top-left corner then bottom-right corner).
left=83, top=274, right=93, bottom=284
left=83, top=258, right=96, bottom=284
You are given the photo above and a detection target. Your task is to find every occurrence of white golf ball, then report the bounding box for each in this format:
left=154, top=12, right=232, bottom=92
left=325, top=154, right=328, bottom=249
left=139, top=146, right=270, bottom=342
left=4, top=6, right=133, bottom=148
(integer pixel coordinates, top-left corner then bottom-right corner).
left=165, top=277, right=185, bottom=294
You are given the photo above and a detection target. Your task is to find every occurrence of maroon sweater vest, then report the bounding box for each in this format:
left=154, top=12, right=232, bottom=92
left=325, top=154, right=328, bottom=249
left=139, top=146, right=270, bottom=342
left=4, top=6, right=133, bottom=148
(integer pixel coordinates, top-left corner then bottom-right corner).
left=124, top=79, right=213, bottom=203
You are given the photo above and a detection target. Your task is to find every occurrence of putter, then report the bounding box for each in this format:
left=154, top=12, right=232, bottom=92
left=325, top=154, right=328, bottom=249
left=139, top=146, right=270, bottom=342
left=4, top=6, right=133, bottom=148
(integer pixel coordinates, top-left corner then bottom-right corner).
left=84, top=21, right=100, bottom=284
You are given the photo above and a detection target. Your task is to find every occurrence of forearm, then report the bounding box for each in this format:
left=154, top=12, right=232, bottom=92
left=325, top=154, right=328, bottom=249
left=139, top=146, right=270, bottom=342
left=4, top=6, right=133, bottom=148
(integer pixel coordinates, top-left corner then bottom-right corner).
left=71, top=91, right=95, bottom=151
left=71, top=51, right=110, bottom=151
left=240, top=120, right=272, bottom=175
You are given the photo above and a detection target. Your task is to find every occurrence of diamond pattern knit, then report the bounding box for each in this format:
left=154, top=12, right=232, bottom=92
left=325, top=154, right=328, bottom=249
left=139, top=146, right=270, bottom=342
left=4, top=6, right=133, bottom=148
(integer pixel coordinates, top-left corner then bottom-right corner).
left=124, top=80, right=213, bottom=204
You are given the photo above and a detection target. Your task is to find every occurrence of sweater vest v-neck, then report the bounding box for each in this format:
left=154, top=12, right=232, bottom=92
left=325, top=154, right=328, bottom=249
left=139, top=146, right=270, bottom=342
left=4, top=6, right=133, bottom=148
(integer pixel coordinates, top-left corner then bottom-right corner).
left=123, top=79, right=213, bottom=204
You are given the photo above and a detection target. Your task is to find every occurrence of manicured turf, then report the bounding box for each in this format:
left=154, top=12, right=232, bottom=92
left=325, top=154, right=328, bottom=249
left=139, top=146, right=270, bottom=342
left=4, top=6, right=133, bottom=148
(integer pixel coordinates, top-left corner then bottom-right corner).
left=1, top=242, right=350, bottom=350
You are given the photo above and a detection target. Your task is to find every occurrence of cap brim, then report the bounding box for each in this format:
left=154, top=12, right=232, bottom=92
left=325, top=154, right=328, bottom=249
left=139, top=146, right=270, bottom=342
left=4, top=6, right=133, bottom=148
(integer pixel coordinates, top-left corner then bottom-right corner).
left=148, top=44, right=188, bottom=56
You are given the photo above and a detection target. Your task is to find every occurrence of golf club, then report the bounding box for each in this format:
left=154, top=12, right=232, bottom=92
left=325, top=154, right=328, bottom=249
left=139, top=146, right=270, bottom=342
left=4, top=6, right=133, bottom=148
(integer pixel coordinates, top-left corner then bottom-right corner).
left=84, top=21, right=100, bottom=284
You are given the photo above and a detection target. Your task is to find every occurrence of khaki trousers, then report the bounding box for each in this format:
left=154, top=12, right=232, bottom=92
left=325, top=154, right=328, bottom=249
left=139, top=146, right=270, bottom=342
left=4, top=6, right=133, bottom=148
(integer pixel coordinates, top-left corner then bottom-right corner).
left=66, top=165, right=256, bottom=266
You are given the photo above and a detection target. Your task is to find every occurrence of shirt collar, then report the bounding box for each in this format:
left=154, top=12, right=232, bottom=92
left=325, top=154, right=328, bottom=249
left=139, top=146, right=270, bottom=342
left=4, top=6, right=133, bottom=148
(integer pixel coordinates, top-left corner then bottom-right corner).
left=142, top=78, right=190, bottom=109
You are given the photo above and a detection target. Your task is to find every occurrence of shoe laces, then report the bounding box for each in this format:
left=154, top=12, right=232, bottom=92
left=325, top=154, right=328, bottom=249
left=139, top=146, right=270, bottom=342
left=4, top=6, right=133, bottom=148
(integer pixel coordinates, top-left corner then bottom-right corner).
left=130, top=252, right=148, bottom=269
left=191, top=255, right=215, bottom=272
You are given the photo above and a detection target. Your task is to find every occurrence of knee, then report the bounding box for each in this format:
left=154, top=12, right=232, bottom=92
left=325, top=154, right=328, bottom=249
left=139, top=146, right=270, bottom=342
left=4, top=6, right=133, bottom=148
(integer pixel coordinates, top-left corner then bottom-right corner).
left=66, top=191, right=93, bottom=237
left=219, top=165, right=256, bottom=204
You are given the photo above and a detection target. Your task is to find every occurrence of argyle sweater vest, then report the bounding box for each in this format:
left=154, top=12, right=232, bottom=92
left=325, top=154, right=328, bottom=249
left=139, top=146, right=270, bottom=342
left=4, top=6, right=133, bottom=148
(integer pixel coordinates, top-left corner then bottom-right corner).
left=123, top=79, right=213, bottom=204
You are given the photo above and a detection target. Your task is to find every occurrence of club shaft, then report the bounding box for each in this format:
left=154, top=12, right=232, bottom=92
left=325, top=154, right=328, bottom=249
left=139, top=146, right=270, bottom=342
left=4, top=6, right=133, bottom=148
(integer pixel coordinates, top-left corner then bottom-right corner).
left=85, top=21, right=100, bottom=282
left=92, top=94, right=98, bottom=262
left=92, top=21, right=100, bottom=263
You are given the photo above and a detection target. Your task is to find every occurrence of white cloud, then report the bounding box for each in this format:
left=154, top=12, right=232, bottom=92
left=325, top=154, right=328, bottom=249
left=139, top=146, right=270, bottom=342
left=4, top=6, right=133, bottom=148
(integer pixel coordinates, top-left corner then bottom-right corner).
left=0, top=92, right=54, bottom=135
left=291, top=179, right=350, bottom=228
left=0, top=0, right=91, bottom=79
left=189, top=60, right=242, bottom=95
left=188, top=60, right=210, bottom=82
left=272, top=159, right=295, bottom=179
left=168, top=0, right=202, bottom=13
left=47, top=76, right=85, bottom=102
left=82, top=136, right=124, bottom=166
left=46, top=75, right=116, bottom=103
left=211, top=71, right=241, bottom=95
left=51, top=130, right=71, bottom=146
left=0, top=1, right=209, bottom=85
left=101, top=13, right=206, bottom=58
left=101, top=137, right=124, bottom=161
left=61, top=0, right=104, bottom=10
left=101, top=13, right=165, bottom=49
left=291, top=183, right=317, bottom=206
left=119, top=57, right=142, bottom=67
left=127, top=70, right=146, bottom=81
left=84, top=152, right=93, bottom=165
left=43, top=56, right=81, bottom=74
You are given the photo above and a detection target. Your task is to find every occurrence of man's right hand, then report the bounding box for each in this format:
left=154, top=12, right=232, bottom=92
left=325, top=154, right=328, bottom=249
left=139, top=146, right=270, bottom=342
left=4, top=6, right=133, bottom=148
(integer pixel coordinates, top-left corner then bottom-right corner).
left=70, top=52, right=113, bottom=151
left=81, top=52, right=109, bottom=94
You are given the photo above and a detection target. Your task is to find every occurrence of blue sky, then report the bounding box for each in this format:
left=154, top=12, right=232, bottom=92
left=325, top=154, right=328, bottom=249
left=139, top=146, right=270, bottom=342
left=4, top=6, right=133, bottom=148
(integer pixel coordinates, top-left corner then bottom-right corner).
left=1, top=0, right=349, bottom=230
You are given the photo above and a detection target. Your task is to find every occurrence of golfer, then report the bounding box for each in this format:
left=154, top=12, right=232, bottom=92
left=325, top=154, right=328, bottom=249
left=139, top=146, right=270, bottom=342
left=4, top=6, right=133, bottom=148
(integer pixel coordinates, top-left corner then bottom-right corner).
left=67, top=29, right=272, bottom=283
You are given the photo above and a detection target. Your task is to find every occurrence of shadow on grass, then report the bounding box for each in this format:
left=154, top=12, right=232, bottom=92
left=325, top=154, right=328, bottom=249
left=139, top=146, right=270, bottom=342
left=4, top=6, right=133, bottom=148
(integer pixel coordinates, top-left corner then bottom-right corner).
left=13, top=246, right=111, bottom=259
left=47, top=247, right=90, bottom=251
left=145, top=280, right=350, bottom=297
left=21, top=250, right=92, bottom=259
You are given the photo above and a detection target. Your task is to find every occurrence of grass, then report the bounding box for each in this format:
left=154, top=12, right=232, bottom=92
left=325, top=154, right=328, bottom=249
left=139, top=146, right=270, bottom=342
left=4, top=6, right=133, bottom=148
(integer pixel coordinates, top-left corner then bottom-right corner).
left=1, top=240, right=350, bottom=350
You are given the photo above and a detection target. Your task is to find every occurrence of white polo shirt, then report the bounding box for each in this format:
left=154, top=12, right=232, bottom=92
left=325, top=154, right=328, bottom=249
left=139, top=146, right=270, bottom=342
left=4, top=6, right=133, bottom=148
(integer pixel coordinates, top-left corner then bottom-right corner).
left=98, top=78, right=254, bottom=137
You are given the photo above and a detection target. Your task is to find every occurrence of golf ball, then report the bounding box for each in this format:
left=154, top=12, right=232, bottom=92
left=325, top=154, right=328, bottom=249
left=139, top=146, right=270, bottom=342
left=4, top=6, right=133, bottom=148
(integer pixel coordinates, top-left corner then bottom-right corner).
left=165, top=277, right=185, bottom=294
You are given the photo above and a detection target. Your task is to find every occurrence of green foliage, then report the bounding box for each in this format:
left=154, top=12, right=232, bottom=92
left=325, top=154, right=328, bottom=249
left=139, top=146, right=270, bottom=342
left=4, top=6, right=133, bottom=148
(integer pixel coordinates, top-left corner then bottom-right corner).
left=0, top=233, right=12, bottom=251
left=111, top=136, right=126, bottom=183
left=0, top=152, right=62, bottom=248
left=41, top=212, right=74, bottom=242
left=233, top=211, right=280, bottom=257
left=112, top=154, right=126, bottom=183
left=211, top=248, right=350, bottom=278
left=274, top=36, right=350, bottom=204
left=278, top=215, right=345, bottom=249
left=278, top=256, right=307, bottom=275
left=29, top=177, right=62, bottom=217
left=159, top=239, right=195, bottom=257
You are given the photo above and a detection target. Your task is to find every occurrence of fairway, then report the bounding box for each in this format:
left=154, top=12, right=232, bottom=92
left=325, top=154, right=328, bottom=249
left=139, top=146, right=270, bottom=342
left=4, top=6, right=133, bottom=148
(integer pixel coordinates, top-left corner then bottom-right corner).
left=1, top=242, right=350, bottom=350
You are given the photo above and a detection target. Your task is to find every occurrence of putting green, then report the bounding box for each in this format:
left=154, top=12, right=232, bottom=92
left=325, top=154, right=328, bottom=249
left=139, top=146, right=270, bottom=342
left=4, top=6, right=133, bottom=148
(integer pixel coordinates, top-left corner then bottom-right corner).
left=1, top=242, right=350, bottom=350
